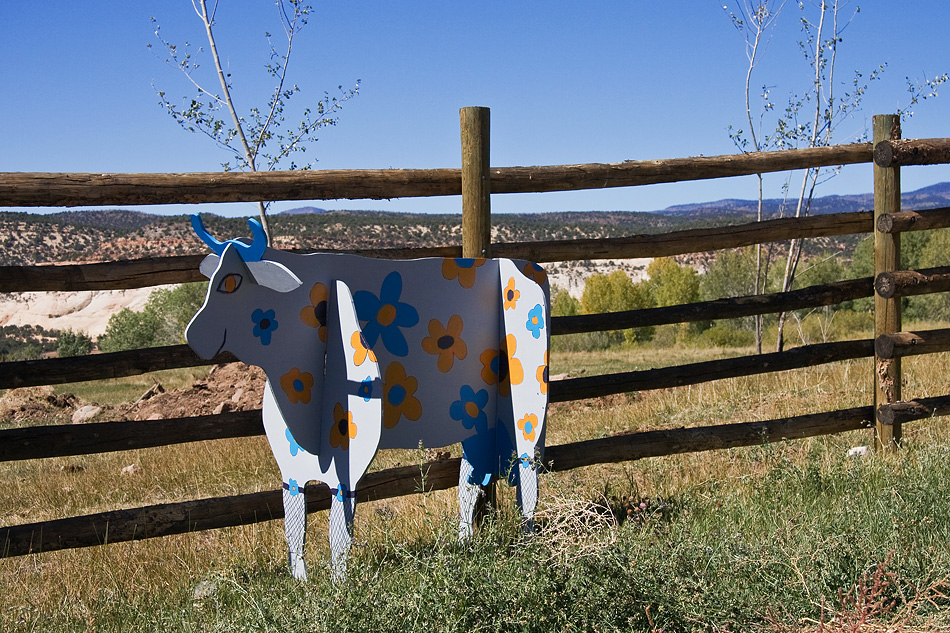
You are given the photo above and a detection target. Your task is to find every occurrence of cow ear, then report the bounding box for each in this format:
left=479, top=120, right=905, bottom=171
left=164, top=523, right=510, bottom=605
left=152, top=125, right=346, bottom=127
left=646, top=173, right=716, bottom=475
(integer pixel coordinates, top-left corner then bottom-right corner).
left=246, top=260, right=303, bottom=293
left=199, top=254, right=221, bottom=279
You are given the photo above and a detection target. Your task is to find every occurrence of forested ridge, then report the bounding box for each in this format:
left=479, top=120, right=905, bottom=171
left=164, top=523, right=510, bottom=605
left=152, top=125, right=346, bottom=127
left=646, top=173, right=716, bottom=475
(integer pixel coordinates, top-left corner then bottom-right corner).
left=3, top=181, right=947, bottom=266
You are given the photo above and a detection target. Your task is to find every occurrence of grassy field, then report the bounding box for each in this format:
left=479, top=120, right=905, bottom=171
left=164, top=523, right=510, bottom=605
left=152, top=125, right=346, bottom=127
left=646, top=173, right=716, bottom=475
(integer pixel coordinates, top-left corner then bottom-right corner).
left=3, top=337, right=950, bottom=632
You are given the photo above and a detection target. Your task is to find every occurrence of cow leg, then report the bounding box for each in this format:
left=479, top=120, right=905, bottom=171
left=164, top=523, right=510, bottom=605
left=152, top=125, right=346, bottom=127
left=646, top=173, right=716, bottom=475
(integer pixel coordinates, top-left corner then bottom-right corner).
left=458, top=436, right=494, bottom=540
left=515, top=454, right=539, bottom=533
left=328, top=488, right=356, bottom=581
left=458, top=453, right=481, bottom=540
left=282, top=484, right=308, bottom=580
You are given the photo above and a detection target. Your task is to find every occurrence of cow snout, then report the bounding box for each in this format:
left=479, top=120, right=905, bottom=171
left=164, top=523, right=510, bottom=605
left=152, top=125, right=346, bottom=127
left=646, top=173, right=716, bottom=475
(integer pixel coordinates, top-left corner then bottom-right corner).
left=186, top=316, right=227, bottom=360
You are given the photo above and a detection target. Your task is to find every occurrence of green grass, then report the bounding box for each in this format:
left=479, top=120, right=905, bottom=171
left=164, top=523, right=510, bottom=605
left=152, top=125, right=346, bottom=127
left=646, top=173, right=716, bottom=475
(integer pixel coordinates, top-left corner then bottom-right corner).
left=4, top=342, right=950, bottom=631
left=51, top=367, right=209, bottom=406
left=9, top=442, right=950, bottom=632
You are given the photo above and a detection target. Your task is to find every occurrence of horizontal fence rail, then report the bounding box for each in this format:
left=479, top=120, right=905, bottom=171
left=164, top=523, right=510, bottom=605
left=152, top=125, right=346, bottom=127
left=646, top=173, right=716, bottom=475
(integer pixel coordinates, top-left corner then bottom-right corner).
left=873, top=138, right=950, bottom=168
left=877, top=394, right=950, bottom=426
left=2, top=404, right=881, bottom=557
left=1, top=144, right=873, bottom=207
left=875, top=265, right=950, bottom=299
left=0, top=337, right=878, bottom=463
left=552, top=339, right=874, bottom=402
left=494, top=211, right=873, bottom=264
left=0, top=346, right=236, bottom=390
left=0, top=411, right=264, bottom=462
left=0, top=246, right=460, bottom=293
left=555, top=276, right=874, bottom=334
left=875, top=327, right=950, bottom=360
left=0, top=211, right=874, bottom=293
left=0, top=316, right=875, bottom=391
left=876, top=206, right=950, bottom=234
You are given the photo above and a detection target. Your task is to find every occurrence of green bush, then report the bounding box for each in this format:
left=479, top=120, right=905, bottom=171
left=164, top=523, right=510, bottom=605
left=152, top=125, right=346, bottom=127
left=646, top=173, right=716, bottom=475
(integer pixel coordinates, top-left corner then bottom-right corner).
left=98, top=283, right=207, bottom=352
left=56, top=329, right=94, bottom=357
left=550, top=286, right=581, bottom=317
left=697, top=323, right=756, bottom=348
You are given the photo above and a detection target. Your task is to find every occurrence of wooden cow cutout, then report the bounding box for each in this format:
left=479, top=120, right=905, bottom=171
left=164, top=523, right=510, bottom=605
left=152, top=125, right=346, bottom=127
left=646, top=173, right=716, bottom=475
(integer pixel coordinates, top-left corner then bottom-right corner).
left=186, top=216, right=549, bottom=579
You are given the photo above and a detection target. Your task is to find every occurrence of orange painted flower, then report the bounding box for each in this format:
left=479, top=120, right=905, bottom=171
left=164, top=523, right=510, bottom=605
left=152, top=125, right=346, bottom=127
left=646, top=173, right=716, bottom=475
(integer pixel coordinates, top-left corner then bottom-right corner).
left=479, top=334, right=524, bottom=398
left=280, top=368, right=314, bottom=404
left=537, top=350, right=549, bottom=395
left=329, top=402, right=357, bottom=450
left=382, top=362, right=422, bottom=429
left=421, top=315, right=467, bottom=372
left=503, top=277, right=520, bottom=311
left=441, top=258, right=485, bottom=289
left=522, top=262, right=548, bottom=286
left=350, top=331, right=377, bottom=366
left=518, top=413, right=539, bottom=442
left=300, top=282, right=329, bottom=343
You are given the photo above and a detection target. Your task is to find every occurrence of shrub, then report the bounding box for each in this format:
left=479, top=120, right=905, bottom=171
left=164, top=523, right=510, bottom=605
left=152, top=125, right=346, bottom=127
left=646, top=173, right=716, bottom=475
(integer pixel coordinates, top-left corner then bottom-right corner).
left=98, top=283, right=207, bottom=352
left=57, top=329, right=94, bottom=357
left=698, top=323, right=756, bottom=348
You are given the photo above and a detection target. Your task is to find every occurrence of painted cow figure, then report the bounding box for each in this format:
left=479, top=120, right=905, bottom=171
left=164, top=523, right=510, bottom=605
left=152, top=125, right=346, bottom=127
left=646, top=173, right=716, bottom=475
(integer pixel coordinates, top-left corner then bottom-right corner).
left=185, top=216, right=549, bottom=580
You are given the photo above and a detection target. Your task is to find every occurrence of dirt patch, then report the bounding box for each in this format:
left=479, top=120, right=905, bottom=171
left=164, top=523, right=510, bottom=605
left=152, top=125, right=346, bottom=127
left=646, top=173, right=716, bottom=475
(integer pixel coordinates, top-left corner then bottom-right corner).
left=127, top=363, right=266, bottom=421
left=1, top=363, right=267, bottom=426
left=0, top=386, right=84, bottom=425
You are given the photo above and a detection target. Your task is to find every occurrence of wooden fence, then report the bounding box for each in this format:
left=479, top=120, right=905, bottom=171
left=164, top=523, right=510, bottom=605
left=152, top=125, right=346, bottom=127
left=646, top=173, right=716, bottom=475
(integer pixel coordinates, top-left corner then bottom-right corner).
left=3, top=109, right=950, bottom=559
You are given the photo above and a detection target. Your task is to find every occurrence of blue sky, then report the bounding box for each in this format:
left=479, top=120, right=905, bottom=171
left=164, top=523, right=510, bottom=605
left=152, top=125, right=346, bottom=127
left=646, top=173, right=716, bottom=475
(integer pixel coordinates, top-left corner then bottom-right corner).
left=1, top=1, right=948, bottom=217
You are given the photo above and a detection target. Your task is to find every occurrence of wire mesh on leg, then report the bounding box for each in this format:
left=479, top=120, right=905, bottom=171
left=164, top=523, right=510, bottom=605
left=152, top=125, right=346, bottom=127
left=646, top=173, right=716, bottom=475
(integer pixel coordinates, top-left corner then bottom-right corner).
left=282, top=484, right=308, bottom=580
left=458, top=454, right=481, bottom=540
left=329, top=489, right=356, bottom=582
left=516, top=456, right=539, bottom=534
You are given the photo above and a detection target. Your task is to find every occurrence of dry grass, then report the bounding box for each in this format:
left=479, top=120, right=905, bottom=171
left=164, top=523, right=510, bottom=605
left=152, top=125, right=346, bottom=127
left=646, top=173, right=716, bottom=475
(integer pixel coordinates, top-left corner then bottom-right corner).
left=3, top=341, right=950, bottom=629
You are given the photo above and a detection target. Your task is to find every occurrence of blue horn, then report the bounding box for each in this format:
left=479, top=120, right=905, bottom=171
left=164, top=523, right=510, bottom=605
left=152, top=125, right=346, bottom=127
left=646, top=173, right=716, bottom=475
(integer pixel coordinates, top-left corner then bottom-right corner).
left=191, top=214, right=267, bottom=262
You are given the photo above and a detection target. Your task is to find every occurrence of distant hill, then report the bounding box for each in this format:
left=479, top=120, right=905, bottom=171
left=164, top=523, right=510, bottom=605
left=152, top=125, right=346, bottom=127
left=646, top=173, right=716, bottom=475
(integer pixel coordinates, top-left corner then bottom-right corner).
left=278, top=206, right=330, bottom=215
left=1, top=181, right=946, bottom=266
left=44, top=209, right=162, bottom=230
left=660, top=182, right=950, bottom=218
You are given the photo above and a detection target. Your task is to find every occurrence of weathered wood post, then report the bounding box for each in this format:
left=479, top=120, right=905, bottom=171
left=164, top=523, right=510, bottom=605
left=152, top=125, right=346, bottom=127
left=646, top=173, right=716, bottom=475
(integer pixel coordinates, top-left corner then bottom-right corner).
left=873, top=114, right=902, bottom=452
left=460, top=106, right=492, bottom=259
left=460, top=106, right=496, bottom=519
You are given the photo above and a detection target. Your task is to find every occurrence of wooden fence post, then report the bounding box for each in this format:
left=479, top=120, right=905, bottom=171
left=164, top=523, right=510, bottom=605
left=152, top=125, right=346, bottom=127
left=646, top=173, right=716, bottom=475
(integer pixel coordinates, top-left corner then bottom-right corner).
left=460, top=106, right=496, bottom=519
left=460, top=106, right=492, bottom=258
left=873, top=114, right=902, bottom=452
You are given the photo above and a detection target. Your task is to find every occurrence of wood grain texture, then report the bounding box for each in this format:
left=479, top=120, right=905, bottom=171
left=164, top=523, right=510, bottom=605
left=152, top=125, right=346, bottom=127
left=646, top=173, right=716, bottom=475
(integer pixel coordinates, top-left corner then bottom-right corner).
left=874, top=266, right=950, bottom=299
left=876, top=207, right=950, bottom=234
left=0, top=144, right=871, bottom=207
left=0, top=411, right=264, bottom=462
left=554, top=277, right=873, bottom=333
left=0, top=345, right=236, bottom=389
left=873, top=114, right=902, bottom=450
left=874, top=138, right=950, bottom=168
left=874, top=328, right=950, bottom=360
left=550, top=339, right=874, bottom=402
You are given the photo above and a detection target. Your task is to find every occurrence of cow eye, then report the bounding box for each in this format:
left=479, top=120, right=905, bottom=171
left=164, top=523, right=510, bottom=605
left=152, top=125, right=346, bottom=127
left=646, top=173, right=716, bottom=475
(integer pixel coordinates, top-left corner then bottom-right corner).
left=217, top=273, right=243, bottom=294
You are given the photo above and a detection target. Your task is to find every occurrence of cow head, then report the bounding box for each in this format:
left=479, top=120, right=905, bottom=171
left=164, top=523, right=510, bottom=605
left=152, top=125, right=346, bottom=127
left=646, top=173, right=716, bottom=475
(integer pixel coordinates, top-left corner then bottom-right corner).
left=186, top=215, right=303, bottom=361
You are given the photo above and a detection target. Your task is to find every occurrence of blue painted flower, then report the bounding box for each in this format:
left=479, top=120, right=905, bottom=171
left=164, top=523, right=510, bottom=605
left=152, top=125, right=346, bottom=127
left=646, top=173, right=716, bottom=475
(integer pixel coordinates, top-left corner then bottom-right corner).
left=358, top=376, right=374, bottom=402
left=334, top=483, right=348, bottom=502
left=525, top=304, right=544, bottom=339
left=353, top=271, right=419, bottom=357
left=449, top=385, right=490, bottom=434
left=519, top=452, right=532, bottom=468
left=518, top=413, right=538, bottom=442
left=287, top=478, right=300, bottom=496
left=285, top=428, right=301, bottom=456
left=251, top=308, right=279, bottom=345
